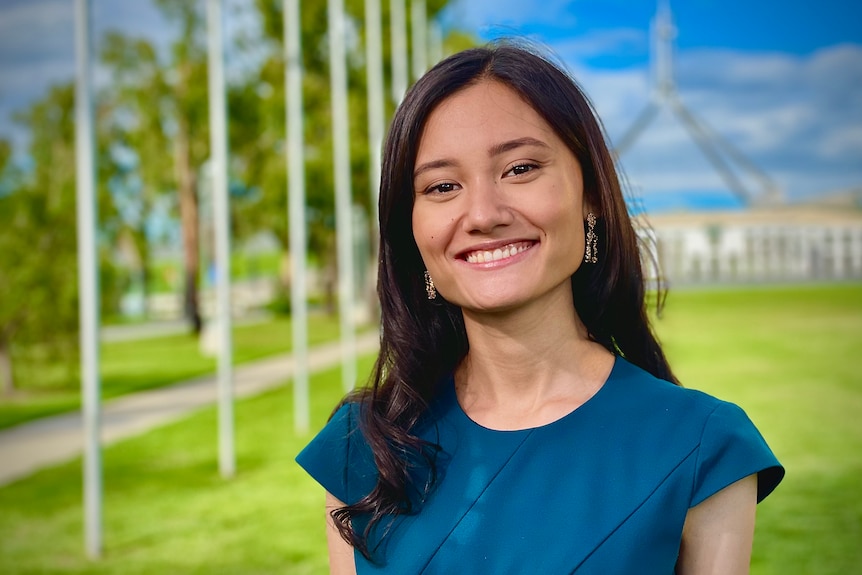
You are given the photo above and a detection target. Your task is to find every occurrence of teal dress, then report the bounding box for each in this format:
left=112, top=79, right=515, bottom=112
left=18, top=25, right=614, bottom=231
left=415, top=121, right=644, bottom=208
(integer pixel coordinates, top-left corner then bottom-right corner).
left=296, top=357, right=784, bottom=574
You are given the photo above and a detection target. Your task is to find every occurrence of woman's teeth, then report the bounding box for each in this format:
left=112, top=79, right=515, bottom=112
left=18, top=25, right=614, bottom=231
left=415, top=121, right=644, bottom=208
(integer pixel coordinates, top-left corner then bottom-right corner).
left=465, top=242, right=531, bottom=264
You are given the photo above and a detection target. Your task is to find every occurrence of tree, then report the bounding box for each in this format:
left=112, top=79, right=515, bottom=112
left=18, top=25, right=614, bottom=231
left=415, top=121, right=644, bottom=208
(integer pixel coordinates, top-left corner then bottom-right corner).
left=159, top=0, right=210, bottom=334
left=0, top=77, right=125, bottom=395
left=0, top=86, right=103, bottom=393
left=100, top=0, right=210, bottom=333
left=100, top=35, right=175, bottom=319
left=0, top=85, right=80, bottom=394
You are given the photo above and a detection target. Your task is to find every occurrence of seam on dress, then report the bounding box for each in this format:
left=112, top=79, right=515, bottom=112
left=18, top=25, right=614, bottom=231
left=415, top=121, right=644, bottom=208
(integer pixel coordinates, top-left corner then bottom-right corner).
left=688, top=401, right=725, bottom=509
left=418, top=429, right=536, bottom=574
left=569, top=443, right=699, bottom=574
left=688, top=402, right=723, bottom=508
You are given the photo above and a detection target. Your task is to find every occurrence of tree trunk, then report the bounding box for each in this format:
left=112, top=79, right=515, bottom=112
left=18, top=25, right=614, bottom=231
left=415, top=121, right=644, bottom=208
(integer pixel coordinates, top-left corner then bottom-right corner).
left=141, top=260, right=152, bottom=319
left=0, top=337, right=14, bottom=396
left=139, top=231, right=152, bottom=320
left=176, top=117, right=202, bottom=334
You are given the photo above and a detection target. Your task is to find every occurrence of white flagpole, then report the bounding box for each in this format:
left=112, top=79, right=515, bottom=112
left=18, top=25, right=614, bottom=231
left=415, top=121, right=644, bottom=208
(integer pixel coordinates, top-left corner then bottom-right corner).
left=74, top=0, right=102, bottom=559
left=206, top=0, right=235, bottom=478
left=410, top=0, right=427, bottom=80
left=365, top=0, right=384, bottom=231
left=284, top=0, right=310, bottom=432
left=328, top=0, right=357, bottom=392
left=389, top=0, right=408, bottom=103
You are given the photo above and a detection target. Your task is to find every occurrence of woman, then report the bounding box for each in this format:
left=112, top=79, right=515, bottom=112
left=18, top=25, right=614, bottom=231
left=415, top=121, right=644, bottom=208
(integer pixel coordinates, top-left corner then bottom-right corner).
left=297, top=43, right=783, bottom=574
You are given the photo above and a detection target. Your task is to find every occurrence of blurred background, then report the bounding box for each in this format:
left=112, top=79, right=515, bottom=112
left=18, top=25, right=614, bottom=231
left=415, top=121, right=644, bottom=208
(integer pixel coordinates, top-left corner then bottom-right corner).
left=0, top=0, right=860, bottom=573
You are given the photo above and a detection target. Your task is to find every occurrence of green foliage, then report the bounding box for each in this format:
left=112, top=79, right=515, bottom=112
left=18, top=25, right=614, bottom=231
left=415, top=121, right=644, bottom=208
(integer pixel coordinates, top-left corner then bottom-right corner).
left=100, top=31, right=176, bottom=312
left=0, top=84, right=122, bottom=394
left=0, top=285, right=859, bottom=573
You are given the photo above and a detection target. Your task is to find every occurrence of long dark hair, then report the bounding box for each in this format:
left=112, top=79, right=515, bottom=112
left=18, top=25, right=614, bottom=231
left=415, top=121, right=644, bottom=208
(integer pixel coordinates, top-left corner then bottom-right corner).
left=331, top=42, right=677, bottom=560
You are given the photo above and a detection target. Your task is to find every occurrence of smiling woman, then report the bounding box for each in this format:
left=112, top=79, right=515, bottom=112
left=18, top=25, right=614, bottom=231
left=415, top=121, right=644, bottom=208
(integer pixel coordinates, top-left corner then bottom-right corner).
left=296, top=42, right=783, bottom=574
left=411, top=80, right=587, bottom=315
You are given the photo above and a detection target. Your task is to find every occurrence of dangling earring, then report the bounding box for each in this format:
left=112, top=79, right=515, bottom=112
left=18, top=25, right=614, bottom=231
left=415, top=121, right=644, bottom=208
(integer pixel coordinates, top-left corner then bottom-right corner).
left=584, top=212, right=598, bottom=264
left=424, top=270, right=437, bottom=300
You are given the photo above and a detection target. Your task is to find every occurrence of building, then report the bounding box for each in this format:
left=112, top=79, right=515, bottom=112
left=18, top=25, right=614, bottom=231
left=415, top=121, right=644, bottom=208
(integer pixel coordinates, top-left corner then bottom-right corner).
left=640, top=199, right=862, bottom=286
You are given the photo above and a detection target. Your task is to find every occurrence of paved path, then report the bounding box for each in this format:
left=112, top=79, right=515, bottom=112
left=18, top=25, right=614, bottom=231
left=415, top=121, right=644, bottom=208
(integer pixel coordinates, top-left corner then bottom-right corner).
left=0, top=332, right=379, bottom=487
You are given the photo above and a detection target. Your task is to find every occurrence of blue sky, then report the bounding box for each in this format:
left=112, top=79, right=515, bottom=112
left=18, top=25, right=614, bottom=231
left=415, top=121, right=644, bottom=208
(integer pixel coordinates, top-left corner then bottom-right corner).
left=1, top=0, right=860, bottom=212
left=451, top=0, right=862, bottom=56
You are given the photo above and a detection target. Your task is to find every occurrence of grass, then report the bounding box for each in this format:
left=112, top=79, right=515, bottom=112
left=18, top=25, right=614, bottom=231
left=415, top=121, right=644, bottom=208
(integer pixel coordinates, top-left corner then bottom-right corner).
left=653, top=284, right=862, bottom=574
left=0, top=284, right=860, bottom=573
left=0, top=357, right=368, bottom=574
left=0, top=314, right=344, bottom=429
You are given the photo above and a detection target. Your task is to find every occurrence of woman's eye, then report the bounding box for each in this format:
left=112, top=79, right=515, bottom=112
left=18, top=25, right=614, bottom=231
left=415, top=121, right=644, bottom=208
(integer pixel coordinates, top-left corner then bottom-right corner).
left=427, top=182, right=458, bottom=194
left=506, top=163, right=538, bottom=177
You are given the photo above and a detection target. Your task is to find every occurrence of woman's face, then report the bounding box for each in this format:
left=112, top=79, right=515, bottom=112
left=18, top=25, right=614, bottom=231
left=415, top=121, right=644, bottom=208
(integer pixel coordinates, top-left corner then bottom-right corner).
left=411, top=79, right=588, bottom=315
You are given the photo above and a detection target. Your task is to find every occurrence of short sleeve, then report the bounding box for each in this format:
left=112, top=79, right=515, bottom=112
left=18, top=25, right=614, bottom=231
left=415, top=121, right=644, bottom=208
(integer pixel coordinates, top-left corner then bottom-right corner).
left=295, top=402, right=377, bottom=504
left=691, top=401, right=785, bottom=507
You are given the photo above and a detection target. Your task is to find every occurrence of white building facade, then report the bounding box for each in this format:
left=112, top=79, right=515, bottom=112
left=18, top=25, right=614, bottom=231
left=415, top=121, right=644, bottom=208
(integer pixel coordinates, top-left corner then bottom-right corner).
left=640, top=206, right=862, bottom=286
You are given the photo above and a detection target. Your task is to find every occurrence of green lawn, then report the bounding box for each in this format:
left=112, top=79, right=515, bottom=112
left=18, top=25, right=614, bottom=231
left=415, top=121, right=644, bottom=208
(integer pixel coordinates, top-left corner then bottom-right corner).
left=0, top=284, right=860, bottom=573
left=0, top=314, right=343, bottom=429
left=653, top=284, right=862, bottom=574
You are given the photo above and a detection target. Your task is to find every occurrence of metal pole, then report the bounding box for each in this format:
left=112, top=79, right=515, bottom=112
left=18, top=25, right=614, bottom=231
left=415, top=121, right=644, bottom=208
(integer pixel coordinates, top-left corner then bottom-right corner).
left=284, top=0, right=310, bottom=432
left=328, top=0, right=357, bottom=392
left=428, top=18, right=443, bottom=67
left=74, top=0, right=102, bottom=559
left=365, top=0, right=384, bottom=231
left=389, top=0, right=408, bottom=103
left=410, top=0, right=427, bottom=80
left=652, top=0, right=676, bottom=100
left=614, top=102, right=659, bottom=156
left=206, top=0, right=235, bottom=478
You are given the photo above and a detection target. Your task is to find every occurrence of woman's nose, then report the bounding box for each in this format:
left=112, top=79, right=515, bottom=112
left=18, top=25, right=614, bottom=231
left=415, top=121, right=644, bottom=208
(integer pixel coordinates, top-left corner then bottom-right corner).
left=462, top=179, right=514, bottom=233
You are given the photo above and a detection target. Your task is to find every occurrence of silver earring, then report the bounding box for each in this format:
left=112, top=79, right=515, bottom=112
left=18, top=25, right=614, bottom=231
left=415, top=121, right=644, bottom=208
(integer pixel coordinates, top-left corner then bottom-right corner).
left=424, top=270, right=437, bottom=300
left=584, top=212, right=598, bottom=264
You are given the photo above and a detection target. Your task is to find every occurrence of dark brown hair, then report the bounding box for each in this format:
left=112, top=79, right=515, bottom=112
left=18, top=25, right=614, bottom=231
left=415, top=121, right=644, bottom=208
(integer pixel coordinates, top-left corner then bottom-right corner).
left=332, top=42, right=677, bottom=560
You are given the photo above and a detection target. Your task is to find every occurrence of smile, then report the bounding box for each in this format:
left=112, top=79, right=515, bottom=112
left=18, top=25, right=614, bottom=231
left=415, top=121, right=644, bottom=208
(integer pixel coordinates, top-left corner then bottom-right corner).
left=463, top=241, right=535, bottom=264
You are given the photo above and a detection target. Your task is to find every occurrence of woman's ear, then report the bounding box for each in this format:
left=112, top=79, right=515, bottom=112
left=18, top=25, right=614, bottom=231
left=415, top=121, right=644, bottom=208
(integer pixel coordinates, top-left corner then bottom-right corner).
left=582, top=190, right=598, bottom=218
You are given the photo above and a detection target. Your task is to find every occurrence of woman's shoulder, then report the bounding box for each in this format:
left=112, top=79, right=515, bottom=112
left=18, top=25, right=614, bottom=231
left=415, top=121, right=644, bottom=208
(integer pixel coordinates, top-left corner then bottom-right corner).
left=611, top=355, right=732, bottom=416
left=295, top=397, right=377, bottom=505
left=606, top=356, right=764, bottom=451
left=609, top=356, right=784, bottom=502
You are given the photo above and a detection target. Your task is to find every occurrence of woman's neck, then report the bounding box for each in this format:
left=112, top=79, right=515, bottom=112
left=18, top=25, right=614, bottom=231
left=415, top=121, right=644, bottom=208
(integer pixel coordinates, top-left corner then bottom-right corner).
left=455, top=286, right=614, bottom=430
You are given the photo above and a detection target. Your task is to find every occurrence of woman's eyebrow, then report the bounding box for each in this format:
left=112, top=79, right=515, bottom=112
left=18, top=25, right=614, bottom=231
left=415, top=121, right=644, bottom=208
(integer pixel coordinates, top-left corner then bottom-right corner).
left=413, top=158, right=457, bottom=180
left=488, top=137, right=550, bottom=157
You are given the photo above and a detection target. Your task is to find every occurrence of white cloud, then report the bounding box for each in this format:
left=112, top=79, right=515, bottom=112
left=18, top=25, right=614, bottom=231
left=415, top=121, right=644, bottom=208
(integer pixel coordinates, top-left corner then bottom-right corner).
left=0, top=0, right=259, bottom=147
left=554, top=28, right=647, bottom=61
left=0, top=0, right=71, bottom=58
left=562, top=44, right=862, bottom=203
left=0, top=0, right=74, bottom=147
left=819, top=125, right=862, bottom=160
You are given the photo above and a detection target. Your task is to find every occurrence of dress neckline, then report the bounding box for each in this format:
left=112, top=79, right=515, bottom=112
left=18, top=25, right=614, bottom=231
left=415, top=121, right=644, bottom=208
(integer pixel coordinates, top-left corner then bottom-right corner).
left=444, top=355, right=621, bottom=434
